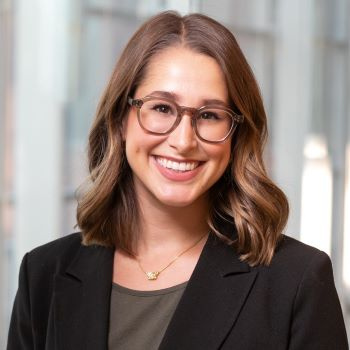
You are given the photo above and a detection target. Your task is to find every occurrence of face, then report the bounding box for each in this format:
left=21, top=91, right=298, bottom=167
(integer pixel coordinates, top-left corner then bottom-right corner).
left=124, top=46, right=232, bottom=208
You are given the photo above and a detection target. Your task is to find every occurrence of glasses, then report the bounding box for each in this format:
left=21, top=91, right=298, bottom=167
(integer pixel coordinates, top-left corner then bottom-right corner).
left=128, top=95, right=244, bottom=143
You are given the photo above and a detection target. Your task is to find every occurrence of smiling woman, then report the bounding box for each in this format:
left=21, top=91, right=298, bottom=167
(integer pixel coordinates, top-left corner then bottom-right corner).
left=80, top=14, right=288, bottom=267
left=7, top=11, right=349, bottom=350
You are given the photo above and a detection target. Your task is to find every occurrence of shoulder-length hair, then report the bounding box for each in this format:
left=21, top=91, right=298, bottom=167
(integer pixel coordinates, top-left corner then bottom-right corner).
left=76, top=11, right=289, bottom=266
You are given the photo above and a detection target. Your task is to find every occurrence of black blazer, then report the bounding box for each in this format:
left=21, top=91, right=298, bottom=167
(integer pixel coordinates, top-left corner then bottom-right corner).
left=7, top=230, right=349, bottom=349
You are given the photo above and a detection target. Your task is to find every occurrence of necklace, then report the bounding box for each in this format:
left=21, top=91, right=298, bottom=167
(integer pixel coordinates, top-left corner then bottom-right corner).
left=136, top=233, right=208, bottom=281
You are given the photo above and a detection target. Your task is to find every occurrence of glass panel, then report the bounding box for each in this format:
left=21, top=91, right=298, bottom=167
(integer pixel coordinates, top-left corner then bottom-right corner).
left=200, top=0, right=275, bottom=30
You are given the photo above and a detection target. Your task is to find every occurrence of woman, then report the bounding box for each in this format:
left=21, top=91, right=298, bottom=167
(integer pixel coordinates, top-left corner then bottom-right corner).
left=7, top=11, right=348, bottom=350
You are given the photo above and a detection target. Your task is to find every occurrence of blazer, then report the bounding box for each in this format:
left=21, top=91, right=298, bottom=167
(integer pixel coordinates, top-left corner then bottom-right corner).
left=7, top=229, right=349, bottom=350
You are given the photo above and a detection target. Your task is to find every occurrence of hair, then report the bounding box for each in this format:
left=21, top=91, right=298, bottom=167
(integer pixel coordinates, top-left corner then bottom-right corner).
left=76, top=11, right=289, bottom=266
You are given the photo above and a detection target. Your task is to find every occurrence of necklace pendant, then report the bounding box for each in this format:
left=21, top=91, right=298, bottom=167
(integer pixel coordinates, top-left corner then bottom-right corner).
left=146, top=271, right=160, bottom=280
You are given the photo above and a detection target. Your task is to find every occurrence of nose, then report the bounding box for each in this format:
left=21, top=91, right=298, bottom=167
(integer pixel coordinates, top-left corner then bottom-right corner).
left=167, top=114, right=198, bottom=153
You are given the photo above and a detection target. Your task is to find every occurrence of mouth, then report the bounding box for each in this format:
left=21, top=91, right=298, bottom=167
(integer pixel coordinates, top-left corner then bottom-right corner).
left=154, top=156, right=202, bottom=172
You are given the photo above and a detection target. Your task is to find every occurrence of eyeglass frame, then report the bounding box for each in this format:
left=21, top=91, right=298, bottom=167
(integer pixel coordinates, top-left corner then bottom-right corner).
left=127, top=95, right=244, bottom=144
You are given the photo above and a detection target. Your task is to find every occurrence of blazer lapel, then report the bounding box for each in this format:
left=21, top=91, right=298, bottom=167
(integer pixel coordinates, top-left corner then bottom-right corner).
left=159, top=233, right=258, bottom=350
left=52, top=244, right=114, bottom=350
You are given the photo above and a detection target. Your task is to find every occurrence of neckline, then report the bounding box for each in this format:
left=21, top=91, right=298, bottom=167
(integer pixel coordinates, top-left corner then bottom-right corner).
left=112, top=280, right=189, bottom=297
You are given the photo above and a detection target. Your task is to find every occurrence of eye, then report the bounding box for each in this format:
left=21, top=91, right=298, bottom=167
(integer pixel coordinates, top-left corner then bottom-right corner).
left=199, top=111, right=220, bottom=120
left=152, top=104, right=173, bottom=114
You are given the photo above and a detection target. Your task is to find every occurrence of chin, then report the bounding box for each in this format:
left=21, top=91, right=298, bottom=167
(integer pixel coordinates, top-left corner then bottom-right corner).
left=151, top=190, right=197, bottom=207
left=154, top=189, right=208, bottom=209
left=157, top=197, right=197, bottom=208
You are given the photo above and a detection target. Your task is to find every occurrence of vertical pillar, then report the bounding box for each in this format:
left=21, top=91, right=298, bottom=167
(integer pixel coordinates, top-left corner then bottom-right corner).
left=13, top=0, right=70, bottom=270
left=272, top=0, right=314, bottom=238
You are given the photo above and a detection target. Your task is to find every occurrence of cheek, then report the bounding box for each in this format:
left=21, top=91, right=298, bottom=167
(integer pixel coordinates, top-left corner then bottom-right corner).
left=211, top=143, right=232, bottom=182
left=212, top=142, right=231, bottom=167
left=124, top=116, right=144, bottom=154
left=218, top=154, right=231, bottom=178
left=124, top=126, right=166, bottom=163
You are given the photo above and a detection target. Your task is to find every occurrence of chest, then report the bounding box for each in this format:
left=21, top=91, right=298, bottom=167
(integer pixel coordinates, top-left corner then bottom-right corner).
left=112, top=248, right=199, bottom=290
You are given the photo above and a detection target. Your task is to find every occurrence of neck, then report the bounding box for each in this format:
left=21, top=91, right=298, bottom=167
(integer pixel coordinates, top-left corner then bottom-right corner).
left=135, top=193, right=210, bottom=257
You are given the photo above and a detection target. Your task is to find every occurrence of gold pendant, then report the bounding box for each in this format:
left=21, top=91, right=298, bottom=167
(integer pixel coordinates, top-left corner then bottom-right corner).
left=146, top=271, right=160, bottom=280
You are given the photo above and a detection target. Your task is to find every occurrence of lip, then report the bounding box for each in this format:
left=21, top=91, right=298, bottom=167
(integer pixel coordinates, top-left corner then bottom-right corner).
left=152, top=156, right=205, bottom=181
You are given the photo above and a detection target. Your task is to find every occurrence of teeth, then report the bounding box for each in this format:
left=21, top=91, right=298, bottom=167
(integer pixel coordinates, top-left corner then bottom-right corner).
left=156, top=157, right=199, bottom=172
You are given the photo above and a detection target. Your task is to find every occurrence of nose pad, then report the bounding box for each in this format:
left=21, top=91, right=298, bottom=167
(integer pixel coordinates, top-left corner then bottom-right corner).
left=167, top=114, right=198, bottom=152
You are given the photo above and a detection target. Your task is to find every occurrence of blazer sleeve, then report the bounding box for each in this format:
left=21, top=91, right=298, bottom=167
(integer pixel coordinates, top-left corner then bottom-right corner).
left=7, top=253, right=34, bottom=350
left=288, top=251, right=349, bottom=350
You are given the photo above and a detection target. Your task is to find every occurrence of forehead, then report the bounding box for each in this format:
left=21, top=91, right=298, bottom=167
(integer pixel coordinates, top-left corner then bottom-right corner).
left=136, top=46, right=229, bottom=104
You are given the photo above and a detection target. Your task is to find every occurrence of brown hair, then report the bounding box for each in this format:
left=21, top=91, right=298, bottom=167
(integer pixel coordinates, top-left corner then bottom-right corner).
left=76, top=11, right=289, bottom=266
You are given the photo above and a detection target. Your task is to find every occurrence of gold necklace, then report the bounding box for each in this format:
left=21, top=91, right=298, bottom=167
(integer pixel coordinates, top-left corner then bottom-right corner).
left=136, top=233, right=208, bottom=280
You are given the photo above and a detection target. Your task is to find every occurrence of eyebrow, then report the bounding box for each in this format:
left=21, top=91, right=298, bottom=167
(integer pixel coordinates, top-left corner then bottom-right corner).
left=148, top=90, right=229, bottom=107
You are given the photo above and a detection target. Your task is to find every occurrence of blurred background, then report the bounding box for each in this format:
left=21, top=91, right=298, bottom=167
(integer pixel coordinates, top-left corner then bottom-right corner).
left=1, top=0, right=350, bottom=346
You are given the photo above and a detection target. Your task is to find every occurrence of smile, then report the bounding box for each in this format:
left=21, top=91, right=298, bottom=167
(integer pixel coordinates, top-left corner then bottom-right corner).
left=155, top=156, right=200, bottom=172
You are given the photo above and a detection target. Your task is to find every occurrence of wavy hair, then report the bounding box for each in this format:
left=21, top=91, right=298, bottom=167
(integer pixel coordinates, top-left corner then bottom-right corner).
left=76, top=11, right=289, bottom=266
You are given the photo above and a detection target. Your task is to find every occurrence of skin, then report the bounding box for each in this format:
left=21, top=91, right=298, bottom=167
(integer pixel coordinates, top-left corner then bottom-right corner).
left=113, top=46, right=232, bottom=290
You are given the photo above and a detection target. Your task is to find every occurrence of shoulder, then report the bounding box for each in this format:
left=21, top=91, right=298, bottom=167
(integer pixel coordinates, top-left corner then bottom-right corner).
left=271, top=234, right=332, bottom=274
left=257, top=234, right=335, bottom=291
left=25, top=232, right=83, bottom=277
left=28, top=232, right=82, bottom=259
left=29, top=231, right=82, bottom=254
left=273, top=234, right=330, bottom=264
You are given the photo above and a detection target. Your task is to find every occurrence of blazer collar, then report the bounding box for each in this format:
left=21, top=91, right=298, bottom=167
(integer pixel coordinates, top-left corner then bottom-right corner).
left=158, top=232, right=258, bottom=350
left=53, top=228, right=257, bottom=350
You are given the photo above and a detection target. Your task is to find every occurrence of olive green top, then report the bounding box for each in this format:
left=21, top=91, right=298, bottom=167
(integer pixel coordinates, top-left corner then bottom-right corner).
left=108, top=281, right=188, bottom=350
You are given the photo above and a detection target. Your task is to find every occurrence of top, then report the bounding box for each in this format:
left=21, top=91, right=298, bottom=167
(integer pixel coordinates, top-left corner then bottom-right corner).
left=108, top=281, right=188, bottom=349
